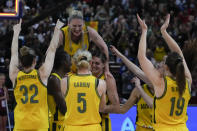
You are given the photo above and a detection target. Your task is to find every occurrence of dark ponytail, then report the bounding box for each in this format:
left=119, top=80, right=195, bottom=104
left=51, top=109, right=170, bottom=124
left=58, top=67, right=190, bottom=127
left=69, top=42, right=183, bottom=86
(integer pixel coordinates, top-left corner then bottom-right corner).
left=176, top=62, right=186, bottom=97
left=165, top=52, right=186, bottom=97
left=20, top=46, right=36, bottom=68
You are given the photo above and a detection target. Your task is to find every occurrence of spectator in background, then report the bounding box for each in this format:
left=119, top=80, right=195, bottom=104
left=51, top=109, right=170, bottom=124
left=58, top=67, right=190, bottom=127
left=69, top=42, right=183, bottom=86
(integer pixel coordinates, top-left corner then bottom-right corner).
left=0, top=73, right=8, bottom=131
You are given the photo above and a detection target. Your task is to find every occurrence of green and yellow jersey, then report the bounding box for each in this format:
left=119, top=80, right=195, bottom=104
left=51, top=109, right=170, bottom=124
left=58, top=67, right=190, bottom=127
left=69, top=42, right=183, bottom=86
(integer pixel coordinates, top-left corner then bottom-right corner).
left=153, top=76, right=191, bottom=130
left=14, top=69, right=48, bottom=130
left=136, top=84, right=154, bottom=130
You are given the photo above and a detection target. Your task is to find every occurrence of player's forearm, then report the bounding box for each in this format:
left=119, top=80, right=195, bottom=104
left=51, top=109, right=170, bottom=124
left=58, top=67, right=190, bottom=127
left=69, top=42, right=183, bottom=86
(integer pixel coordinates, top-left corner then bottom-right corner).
left=136, top=86, right=153, bottom=108
left=55, top=96, right=67, bottom=115
left=138, top=31, right=147, bottom=59
left=161, top=30, right=182, bottom=54
left=11, top=32, right=20, bottom=58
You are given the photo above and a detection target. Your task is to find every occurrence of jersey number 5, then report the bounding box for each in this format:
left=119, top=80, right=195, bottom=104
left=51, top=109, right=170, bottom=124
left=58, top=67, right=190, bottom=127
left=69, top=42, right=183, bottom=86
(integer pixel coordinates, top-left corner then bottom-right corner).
left=77, top=93, right=86, bottom=113
left=170, top=97, right=185, bottom=116
left=20, top=84, right=39, bottom=104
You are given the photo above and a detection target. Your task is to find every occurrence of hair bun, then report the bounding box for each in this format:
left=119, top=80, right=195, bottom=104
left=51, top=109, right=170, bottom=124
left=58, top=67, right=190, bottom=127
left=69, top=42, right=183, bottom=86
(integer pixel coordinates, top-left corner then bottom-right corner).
left=20, top=46, right=30, bottom=56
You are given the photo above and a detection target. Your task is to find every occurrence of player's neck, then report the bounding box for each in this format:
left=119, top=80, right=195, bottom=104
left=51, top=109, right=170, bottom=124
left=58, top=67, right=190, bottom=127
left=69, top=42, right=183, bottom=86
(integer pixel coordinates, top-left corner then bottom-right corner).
left=23, top=66, right=34, bottom=73
left=77, top=68, right=91, bottom=75
left=71, top=33, right=82, bottom=44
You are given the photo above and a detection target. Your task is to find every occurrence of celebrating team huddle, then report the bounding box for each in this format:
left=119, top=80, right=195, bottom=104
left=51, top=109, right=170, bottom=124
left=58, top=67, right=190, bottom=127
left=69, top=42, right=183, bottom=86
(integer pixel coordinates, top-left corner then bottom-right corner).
left=9, top=10, right=192, bottom=131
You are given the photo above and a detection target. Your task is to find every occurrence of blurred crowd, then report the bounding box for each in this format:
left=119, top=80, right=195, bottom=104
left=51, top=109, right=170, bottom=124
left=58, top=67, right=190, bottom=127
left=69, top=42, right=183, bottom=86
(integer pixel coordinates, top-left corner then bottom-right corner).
left=0, top=0, right=197, bottom=104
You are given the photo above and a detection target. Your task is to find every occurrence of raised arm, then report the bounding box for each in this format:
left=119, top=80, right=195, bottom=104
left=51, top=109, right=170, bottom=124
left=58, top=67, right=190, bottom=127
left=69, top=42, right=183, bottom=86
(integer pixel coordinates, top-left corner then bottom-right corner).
left=39, top=20, right=64, bottom=84
left=103, top=73, right=120, bottom=113
left=9, top=19, right=22, bottom=83
left=137, top=14, right=162, bottom=89
left=47, top=76, right=67, bottom=115
left=161, top=14, right=192, bottom=83
left=119, top=87, right=140, bottom=114
left=88, top=27, right=110, bottom=77
left=110, top=45, right=153, bottom=87
left=133, top=77, right=153, bottom=108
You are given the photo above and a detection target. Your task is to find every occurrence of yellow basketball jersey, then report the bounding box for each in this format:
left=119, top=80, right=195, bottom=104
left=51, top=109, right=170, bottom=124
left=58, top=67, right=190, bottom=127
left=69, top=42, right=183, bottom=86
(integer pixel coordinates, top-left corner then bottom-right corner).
left=48, top=73, right=65, bottom=122
left=136, top=84, right=154, bottom=129
left=153, top=76, right=191, bottom=128
left=61, top=26, right=89, bottom=56
left=65, top=74, right=101, bottom=126
left=99, top=74, right=112, bottom=131
left=14, top=69, right=48, bottom=129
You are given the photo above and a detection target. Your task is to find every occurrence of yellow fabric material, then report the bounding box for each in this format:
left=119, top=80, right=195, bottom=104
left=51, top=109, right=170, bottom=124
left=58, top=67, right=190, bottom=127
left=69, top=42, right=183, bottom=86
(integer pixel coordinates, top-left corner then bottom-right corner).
left=14, top=129, right=48, bottom=131
left=64, top=74, right=101, bottom=126
left=49, top=119, right=65, bottom=131
left=61, top=26, right=89, bottom=56
left=61, top=25, right=89, bottom=73
left=64, top=124, right=101, bottom=131
left=154, top=124, right=188, bottom=131
left=14, top=69, right=48, bottom=130
left=135, top=125, right=153, bottom=131
left=154, top=47, right=166, bottom=62
left=136, top=84, right=154, bottom=129
left=48, top=73, right=65, bottom=131
left=98, top=74, right=111, bottom=131
left=153, top=76, right=191, bottom=129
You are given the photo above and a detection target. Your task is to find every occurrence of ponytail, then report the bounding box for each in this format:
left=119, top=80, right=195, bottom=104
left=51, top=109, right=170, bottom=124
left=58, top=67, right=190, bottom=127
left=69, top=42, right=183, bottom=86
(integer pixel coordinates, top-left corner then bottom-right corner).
left=176, top=61, right=186, bottom=97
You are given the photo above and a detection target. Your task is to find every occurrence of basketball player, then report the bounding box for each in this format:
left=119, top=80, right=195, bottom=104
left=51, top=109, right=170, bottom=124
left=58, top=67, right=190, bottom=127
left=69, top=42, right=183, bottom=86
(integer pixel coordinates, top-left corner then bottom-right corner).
left=110, top=45, right=154, bottom=131
left=9, top=19, right=64, bottom=131
left=137, top=14, right=191, bottom=131
left=59, top=10, right=110, bottom=76
left=48, top=47, right=71, bottom=131
left=61, top=49, right=109, bottom=131
left=91, top=49, right=119, bottom=131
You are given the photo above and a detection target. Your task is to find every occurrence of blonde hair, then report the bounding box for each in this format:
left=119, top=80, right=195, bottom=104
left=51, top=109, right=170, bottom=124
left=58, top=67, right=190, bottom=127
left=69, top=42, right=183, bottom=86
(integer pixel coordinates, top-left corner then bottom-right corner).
left=68, top=10, right=86, bottom=53
left=68, top=10, right=83, bottom=23
left=20, top=46, right=35, bottom=57
left=72, top=49, right=92, bottom=70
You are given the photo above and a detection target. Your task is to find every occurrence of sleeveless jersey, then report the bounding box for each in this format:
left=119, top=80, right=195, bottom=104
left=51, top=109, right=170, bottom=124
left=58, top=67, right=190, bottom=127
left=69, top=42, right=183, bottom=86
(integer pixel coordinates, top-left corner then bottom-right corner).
left=153, top=76, right=191, bottom=128
left=61, top=26, right=89, bottom=56
left=64, top=74, right=101, bottom=126
left=136, top=84, right=154, bottom=129
left=99, top=73, right=112, bottom=131
left=48, top=73, right=65, bottom=122
left=14, top=69, right=48, bottom=129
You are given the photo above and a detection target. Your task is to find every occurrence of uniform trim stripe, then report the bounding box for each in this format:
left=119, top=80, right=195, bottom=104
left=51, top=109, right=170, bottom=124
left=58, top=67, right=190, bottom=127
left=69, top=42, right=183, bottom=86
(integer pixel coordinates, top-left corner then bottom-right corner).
left=105, top=118, right=109, bottom=131
left=51, top=73, right=62, bottom=81
left=156, top=77, right=167, bottom=99
left=153, top=97, right=156, bottom=123
left=37, top=70, right=47, bottom=87
left=52, top=123, right=57, bottom=131
left=95, top=78, right=101, bottom=99
left=65, top=76, right=69, bottom=98
left=54, top=106, right=59, bottom=121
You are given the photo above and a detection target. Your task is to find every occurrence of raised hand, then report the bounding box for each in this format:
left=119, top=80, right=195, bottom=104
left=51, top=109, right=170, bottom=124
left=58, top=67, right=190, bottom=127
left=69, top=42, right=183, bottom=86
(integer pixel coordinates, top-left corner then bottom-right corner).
left=131, top=77, right=141, bottom=88
left=55, top=19, right=64, bottom=29
left=137, top=14, right=147, bottom=32
left=161, top=14, right=170, bottom=33
left=109, top=45, right=121, bottom=57
left=13, top=19, right=22, bottom=35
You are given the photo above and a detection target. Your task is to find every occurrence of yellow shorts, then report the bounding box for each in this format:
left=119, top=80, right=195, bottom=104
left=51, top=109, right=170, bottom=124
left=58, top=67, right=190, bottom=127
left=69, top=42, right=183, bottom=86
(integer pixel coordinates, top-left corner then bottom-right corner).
left=154, top=124, right=188, bottom=131
left=136, top=125, right=153, bottom=131
left=101, top=117, right=112, bottom=131
left=14, top=129, right=48, bottom=131
left=64, top=124, right=101, bottom=131
left=49, top=119, right=65, bottom=131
